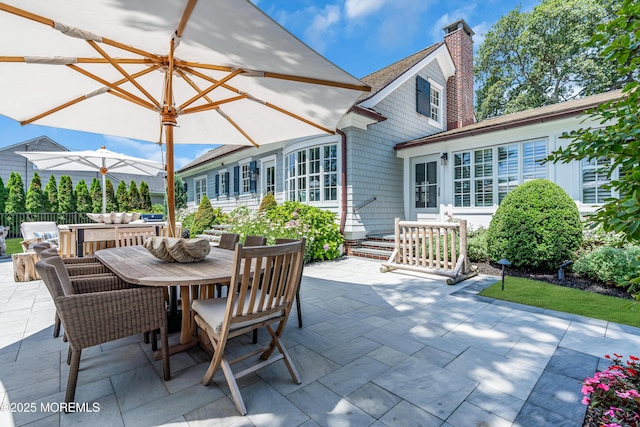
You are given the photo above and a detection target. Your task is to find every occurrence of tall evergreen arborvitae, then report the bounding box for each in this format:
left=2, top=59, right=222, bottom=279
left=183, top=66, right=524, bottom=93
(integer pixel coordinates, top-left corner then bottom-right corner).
left=6, top=172, right=26, bottom=213
left=75, top=180, right=92, bottom=213
left=105, top=179, right=117, bottom=212
left=25, top=172, right=45, bottom=213
left=89, top=177, right=102, bottom=213
left=57, top=175, right=75, bottom=214
left=115, top=181, right=129, bottom=212
left=0, top=176, right=5, bottom=213
left=128, top=181, right=141, bottom=211
left=174, top=175, right=187, bottom=210
left=43, top=175, right=58, bottom=213
left=139, top=181, right=152, bottom=212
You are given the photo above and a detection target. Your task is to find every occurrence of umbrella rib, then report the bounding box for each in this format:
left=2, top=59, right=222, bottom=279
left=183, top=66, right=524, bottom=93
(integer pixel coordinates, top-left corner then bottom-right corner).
left=176, top=0, right=198, bottom=38
left=67, top=64, right=160, bottom=110
left=175, top=68, right=215, bottom=104
left=179, top=95, right=248, bottom=115
left=86, top=40, right=160, bottom=108
left=0, top=3, right=161, bottom=61
left=258, top=71, right=371, bottom=92
left=263, top=101, right=336, bottom=135
left=175, top=60, right=234, bottom=73
left=181, top=65, right=336, bottom=135
left=178, top=69, right=244, bottom=111
left=21, top=65, right=160, bottom=125
left=0, top=56, right=154, bottom=65
left=216, top=109, right=259, bottom=147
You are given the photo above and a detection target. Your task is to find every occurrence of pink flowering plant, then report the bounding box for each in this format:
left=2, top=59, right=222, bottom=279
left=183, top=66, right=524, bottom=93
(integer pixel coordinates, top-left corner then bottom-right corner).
left=582, top=353, right=640, bottom=427
left=226, top=201, right=343, bottom=263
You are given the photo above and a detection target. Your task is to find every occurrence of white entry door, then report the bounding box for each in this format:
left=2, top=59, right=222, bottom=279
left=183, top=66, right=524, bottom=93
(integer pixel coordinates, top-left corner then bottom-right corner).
left=411, top=156, right=439, bottom=218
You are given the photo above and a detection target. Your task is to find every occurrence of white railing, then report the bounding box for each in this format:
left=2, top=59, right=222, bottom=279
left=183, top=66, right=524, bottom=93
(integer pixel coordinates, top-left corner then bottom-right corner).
left=380, top=218, right=477, bottom=284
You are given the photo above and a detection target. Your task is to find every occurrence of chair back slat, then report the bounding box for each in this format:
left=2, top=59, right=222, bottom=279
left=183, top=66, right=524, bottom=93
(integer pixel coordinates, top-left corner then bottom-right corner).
left=116, top=228, right=156, bottom=247
left=225, top=241, right=304, bottom=331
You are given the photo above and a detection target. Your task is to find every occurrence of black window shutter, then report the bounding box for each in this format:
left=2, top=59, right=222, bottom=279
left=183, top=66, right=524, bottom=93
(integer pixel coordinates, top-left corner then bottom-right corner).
left=416, top=76, right=431, bottom=116
left=249, top=161, right=257, bottom=193
left=224, top=172, right=229, bottom=195
left=214, top=174, right=219, bottom=197
left=233, top=166, right=239, bottom=194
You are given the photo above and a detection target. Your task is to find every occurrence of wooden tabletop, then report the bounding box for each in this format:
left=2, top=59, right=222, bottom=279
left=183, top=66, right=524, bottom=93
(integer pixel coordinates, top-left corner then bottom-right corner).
left=94, top=245, right=236, bottom=286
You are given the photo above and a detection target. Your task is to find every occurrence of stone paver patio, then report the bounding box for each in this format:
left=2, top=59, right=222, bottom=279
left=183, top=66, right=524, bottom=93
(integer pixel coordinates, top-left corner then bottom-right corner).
left=1, top=255, right=638, bottom=426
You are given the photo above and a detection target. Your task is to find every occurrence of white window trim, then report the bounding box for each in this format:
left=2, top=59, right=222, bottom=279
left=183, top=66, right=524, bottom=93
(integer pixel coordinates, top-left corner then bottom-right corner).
left=218, top=168, right=228, bottom=197
left=283, top=135, right=341, bottom=206
left=426, top=78, right=444, bottom=129
left=579, top=158, right=618, bottom=205
left=452, top=138, right=548, bottom=208
left=260, top=155, right=277, bottom=197
left=193, top=175, right=207, bottom=204
left=238, top=157, right=252, bottom=195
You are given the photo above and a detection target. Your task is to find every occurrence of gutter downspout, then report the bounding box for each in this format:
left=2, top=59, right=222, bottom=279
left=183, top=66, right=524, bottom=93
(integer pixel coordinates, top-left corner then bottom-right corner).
left=337, top=129, right=347, bottom=235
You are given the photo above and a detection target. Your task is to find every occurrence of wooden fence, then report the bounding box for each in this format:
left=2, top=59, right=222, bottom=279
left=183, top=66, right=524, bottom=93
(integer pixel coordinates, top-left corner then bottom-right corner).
left=380, top=218, right=477, bottom=285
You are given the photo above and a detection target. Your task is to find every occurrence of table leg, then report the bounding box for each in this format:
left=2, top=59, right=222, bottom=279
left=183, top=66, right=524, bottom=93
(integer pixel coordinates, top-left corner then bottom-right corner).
left=154, top=285, right=198, bottom=360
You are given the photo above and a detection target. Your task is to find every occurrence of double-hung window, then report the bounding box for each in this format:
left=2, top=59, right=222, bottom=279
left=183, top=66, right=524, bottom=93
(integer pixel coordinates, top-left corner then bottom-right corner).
left=416, top=76, right=443, bottom=127
left=582, top=158, right=612, bottom=203
left=453, top=139, right=547, bottom=207
left=194, top=176, right=207, bottom=204
left=285, top=143, right=338, bottom=203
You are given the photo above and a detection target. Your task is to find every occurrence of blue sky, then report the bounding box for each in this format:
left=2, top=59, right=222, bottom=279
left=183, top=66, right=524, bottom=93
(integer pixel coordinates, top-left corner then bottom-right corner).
left=0, top=0, right=536, bottom=169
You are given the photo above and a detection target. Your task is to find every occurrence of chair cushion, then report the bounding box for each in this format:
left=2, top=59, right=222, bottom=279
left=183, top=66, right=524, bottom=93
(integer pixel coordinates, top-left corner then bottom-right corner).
left=34, top=230, right=59, bottom=246
left=192, top=292, right=283, bottom=334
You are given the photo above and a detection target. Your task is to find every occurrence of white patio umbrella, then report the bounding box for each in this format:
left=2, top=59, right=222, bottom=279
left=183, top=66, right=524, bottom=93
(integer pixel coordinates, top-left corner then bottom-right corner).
left=15, top=146, right=165, bottom=214
left=0, top=1, right=370, bottom=236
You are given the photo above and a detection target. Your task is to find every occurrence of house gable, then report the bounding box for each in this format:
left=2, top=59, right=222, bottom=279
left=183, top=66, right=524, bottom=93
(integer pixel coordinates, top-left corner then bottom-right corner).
left=358, top=44, right=455, bottom=110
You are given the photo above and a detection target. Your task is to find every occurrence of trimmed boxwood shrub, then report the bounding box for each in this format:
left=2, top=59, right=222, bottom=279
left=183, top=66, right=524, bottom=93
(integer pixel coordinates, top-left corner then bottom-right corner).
left=486, top=179, right=583, bottom=270
left=190, top=195, right=225, bottom=236
left=467, top=227, right=490, bottom=262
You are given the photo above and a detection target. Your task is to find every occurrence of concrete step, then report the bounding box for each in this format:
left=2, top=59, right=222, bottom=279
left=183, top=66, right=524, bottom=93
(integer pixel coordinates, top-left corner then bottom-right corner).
left=350, top=247, right=392, bottom=260
left=361, top=240, right=395, bottom=249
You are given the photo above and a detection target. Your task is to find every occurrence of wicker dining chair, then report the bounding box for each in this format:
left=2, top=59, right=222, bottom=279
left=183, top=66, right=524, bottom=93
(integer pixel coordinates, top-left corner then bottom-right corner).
left=38, top=246, right=115, bottom=338
left=192, top=240, right=305, bottom=415
left=35, top=257, right=170, bottom=405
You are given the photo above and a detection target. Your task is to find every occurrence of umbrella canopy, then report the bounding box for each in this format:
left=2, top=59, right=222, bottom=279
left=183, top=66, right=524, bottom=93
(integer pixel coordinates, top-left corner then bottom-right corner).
left=15, top=146, right=165, bottom=213
left=0, top=1, right=370, bottom=236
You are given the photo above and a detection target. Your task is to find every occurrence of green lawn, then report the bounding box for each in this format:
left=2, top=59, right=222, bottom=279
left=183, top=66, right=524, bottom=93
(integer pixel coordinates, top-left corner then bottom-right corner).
left=4, top=238, right=23, bottom=255
left=479, top=277, right=640, bottom=328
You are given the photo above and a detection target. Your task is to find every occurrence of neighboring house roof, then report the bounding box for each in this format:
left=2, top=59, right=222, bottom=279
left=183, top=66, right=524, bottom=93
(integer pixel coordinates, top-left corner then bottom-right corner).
left=178, top=145, right=249, bottom=173
left=395, top=89, right=624, bottom=150
left=356, top=42, right=443, bottom=105
left=0, top=135, right=67, bottom=153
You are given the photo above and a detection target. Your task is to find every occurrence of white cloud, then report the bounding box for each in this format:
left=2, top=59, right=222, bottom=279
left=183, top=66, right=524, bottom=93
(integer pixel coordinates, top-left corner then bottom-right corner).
left=431, top=3, right=477, bottom=43
left=345, top=0, right=387, bottom=19
left=303, top=5, right=341, bottom=53
left=102, top=135, right=165, bottom=164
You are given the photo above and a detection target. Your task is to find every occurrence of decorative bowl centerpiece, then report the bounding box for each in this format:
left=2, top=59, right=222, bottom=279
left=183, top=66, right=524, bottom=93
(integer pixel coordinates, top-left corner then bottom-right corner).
left=87, top=212, right=141, bottom=224
left=144, top=237, right=211, bottom=263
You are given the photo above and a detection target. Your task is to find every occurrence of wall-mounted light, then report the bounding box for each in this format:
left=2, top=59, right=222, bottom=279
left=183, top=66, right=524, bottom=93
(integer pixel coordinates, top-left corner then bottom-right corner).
left=440, top=153, right=448, bottom=165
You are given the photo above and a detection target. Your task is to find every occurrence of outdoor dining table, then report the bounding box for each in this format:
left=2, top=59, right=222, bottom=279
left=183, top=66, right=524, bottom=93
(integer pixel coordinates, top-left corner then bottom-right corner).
left=94, top=245, right=239, bottom=357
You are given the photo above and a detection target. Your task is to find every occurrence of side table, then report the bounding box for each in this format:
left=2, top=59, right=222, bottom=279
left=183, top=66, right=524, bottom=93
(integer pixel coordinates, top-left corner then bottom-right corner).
left=12, top=252, right=40, bottom=282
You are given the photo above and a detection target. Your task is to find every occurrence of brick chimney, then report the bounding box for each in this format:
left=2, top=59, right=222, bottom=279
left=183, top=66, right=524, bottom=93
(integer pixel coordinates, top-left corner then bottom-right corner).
left=443, top=20, right=475, bottom=130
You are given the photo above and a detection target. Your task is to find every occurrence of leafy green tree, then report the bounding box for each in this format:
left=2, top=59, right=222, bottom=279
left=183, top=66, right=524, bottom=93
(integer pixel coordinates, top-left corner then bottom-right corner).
left=547, top=0, right=640, bottom=242
left=115, top=180, right=129, bottom=212
left=75, top=180, right=92, bottom=213
left=43, top=175, right=58, bottom=213
left=190, top=195, right=217, bottom=236
left=139, top=181, right=152, bottom=212
left=90, top=178, right=102, bottom=213
left=58, top=175, right=75, bottom=214
left=6, top=172, right=26, bottom=213
left=105, top=179, right=117, bottom=212
left=25, top=172, right=44, bottom=213
left=128, top=181, right=141, bottom=211
left=475, top=0, right=620, bottom=120
left=0, top=176, right=6, bottom=213
left=174, top=175, right=187, bottom=210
